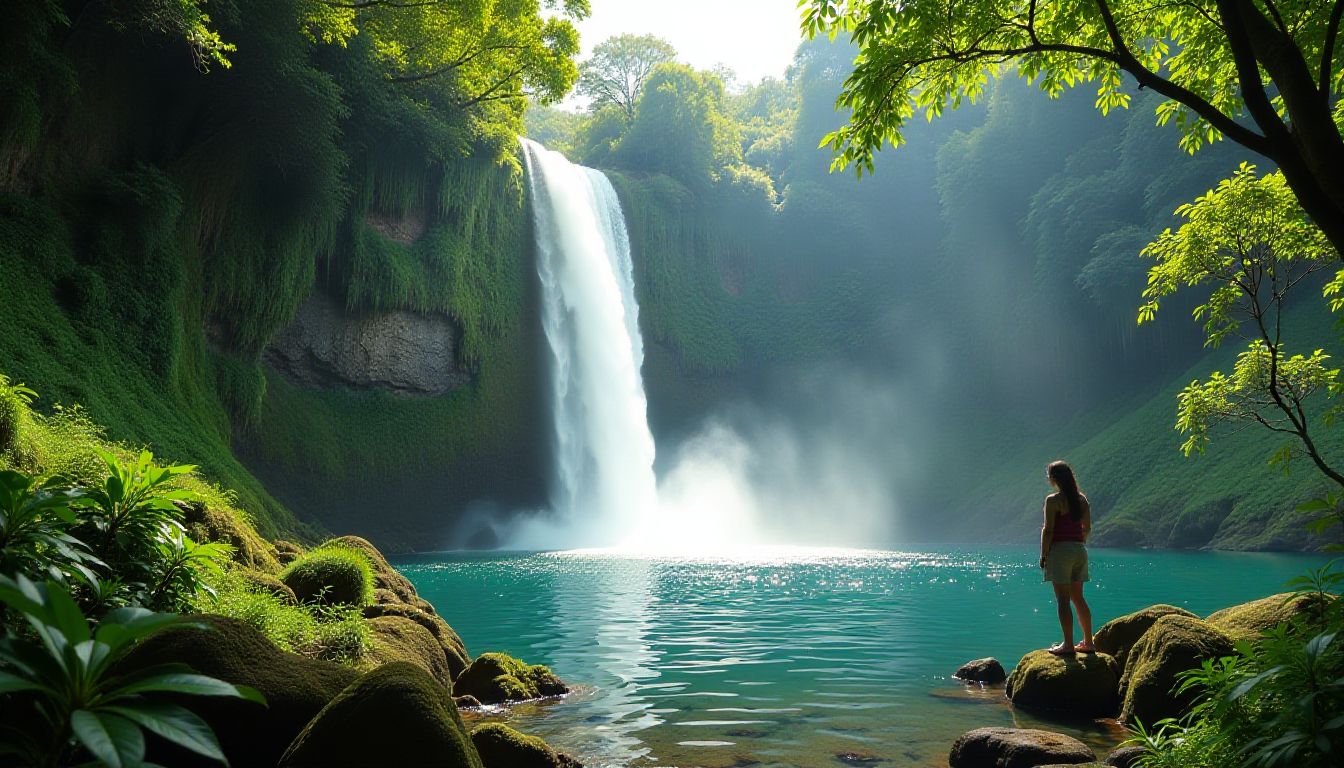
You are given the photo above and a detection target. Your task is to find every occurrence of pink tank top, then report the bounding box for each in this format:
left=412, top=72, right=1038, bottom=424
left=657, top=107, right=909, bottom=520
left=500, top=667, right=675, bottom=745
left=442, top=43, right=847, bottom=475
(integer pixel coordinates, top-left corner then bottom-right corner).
left=1052, top=497, right=1086, bottom=542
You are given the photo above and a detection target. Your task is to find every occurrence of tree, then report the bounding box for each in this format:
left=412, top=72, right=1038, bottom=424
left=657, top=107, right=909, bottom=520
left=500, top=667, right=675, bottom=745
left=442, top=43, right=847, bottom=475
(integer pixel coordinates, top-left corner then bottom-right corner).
left=1137, top=164, right=1343, bottom=496
left=576, top=34, right=677, bottom=120
left=614, top=63, right=741, bottom=185
left=801, top=1, right=1344, bottom=255
left=304, top=0, right=588, bottom=109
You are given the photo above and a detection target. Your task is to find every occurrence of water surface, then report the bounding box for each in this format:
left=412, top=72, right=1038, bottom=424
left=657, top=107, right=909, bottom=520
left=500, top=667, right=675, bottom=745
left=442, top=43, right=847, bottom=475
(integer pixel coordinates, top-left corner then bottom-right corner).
left=397, top=547, right=1330, bottom=767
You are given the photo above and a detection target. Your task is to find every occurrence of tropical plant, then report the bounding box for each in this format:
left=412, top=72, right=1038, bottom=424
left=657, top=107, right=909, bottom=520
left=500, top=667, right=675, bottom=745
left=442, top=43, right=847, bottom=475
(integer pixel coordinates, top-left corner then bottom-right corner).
left=0, top=470, right=99, bottom=588
left=146, top=529, right=232, bottom=612
left=0, top=573, right=264, bottom=768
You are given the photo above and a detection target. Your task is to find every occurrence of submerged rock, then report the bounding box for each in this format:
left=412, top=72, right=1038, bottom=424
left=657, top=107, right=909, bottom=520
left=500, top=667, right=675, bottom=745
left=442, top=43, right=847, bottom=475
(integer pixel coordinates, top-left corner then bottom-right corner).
left=454, top=652, right=568, bottom=704
left=1005, top=649, right=1119, bottom=717
left=1094, top=604, right=1197, bottom=675
left=280, top=662, right=482, bottom=768
left=471, top=723, right=583, bottom=768
left=949, top=727, right=1096, bottom=768
left=115, top=615, right=359, bottom=768
left=1119, top=614, right=1234, bottom=724
left=1206, top=592, right=1328, bottom=640
left=955, top=657, right=1006, bottom=684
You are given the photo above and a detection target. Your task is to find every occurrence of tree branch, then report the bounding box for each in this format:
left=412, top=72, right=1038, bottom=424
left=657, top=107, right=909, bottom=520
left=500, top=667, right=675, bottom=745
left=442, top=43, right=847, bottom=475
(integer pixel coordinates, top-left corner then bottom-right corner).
left=1323, top=0, right=1344, bottom=96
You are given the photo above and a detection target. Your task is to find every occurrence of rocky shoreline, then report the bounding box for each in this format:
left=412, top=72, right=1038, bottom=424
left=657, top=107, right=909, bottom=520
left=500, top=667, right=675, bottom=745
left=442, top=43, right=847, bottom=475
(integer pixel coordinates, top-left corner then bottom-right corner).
left=945, top=593, right=1324, bottom=767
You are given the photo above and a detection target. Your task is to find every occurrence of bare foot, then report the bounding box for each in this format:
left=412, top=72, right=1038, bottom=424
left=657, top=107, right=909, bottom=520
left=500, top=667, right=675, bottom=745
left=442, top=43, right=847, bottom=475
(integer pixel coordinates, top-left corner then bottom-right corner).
left=1074, top=642, right=1096, bottom=653
left=1047, top=643, right=1076, bottom=656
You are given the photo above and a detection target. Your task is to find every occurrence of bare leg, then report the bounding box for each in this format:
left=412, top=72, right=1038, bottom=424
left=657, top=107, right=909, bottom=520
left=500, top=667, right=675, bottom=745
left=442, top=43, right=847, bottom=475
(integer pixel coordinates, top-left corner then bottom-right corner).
left=1049, top=582, right=1074, bottom=654
left=1070, top=581, right=1094, bottom=650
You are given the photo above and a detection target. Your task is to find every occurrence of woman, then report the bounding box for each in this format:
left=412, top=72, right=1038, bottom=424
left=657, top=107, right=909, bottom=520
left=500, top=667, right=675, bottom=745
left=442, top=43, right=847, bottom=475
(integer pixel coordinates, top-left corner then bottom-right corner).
left=1039, top=460, right=1095, bottom=655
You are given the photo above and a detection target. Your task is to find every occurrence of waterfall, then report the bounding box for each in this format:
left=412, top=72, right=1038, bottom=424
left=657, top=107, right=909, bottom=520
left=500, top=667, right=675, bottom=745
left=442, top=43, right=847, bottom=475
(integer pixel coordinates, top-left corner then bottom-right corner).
left=521, top=139, right=658, bottom=547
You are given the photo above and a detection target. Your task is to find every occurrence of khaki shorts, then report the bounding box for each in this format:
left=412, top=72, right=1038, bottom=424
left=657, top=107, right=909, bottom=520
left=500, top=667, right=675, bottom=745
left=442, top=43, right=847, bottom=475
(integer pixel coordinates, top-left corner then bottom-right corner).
left=1044, top=542, right=1089, bottom=584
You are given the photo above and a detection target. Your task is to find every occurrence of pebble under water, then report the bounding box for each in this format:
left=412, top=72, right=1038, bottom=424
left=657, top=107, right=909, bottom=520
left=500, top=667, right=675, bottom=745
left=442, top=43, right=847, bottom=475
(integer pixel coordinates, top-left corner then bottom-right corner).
left=396, top=547, right=1331, bottom=767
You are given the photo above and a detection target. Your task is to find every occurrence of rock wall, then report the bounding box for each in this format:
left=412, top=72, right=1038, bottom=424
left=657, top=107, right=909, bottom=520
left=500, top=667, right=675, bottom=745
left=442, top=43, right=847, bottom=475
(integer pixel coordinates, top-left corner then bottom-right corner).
left=264, top=290, right=468, bottom=396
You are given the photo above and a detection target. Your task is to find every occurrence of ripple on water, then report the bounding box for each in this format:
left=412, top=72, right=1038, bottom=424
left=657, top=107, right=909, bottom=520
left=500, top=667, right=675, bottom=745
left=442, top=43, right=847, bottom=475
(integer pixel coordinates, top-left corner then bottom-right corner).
left=400, top=546, right=1331, bottom=768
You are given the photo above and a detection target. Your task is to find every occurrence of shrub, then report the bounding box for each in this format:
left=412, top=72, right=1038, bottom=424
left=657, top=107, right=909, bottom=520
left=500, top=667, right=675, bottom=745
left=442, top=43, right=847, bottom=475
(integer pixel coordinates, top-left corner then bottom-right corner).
left=280, top=544, right=374, bottom=608
left=197, top=569, right=371, bottom=664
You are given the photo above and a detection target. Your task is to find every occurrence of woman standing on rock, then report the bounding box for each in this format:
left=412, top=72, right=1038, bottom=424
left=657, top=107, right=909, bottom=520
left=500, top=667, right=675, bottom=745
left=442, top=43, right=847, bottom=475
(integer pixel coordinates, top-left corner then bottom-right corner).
left=1039, top=460, right=1095, bottom=656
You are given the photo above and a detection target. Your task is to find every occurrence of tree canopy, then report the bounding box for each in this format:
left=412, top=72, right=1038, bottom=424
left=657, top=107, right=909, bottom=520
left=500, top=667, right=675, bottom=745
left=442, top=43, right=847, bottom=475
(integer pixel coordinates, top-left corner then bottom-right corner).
left=577, top=33, right=678, bottom=120
left=801, top=0, right=1344, bottom=253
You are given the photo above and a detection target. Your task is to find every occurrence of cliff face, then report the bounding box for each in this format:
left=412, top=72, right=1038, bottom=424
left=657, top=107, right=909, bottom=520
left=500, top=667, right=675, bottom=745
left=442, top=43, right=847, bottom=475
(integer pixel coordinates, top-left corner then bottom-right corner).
left=264, top=290, right=470, bottom=397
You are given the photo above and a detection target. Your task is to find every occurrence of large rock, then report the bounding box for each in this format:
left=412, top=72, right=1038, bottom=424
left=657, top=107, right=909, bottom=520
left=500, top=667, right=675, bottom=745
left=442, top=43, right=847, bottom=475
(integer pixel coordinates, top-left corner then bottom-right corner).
left=367, top=615, right=454, bottom=688
left=115, top=615, right=359, bottom=768
left=454, top=652, right=568, bottom=704
left=1119, top=614, right=1235, bottom=725
left=264, top=289, right=468, bottom=396
left=281, top=546, right=373, bottom=607
left=1005, top=649, right=1120, bottom=717
left=1105, top=745, right=1146, bottom=767
left=1206, top=592, right=1326, bottom=640
left=955, top=657, right=1006, bottom=684
left=949, top=727, right=1096, bottom=768
left=471, top=723, right=582, bottom=768
left=1095, top=604, right=1197, bottom=675
left=363, top=601, right=470, bottom=678
left=280, top=662, right=483, bottom=768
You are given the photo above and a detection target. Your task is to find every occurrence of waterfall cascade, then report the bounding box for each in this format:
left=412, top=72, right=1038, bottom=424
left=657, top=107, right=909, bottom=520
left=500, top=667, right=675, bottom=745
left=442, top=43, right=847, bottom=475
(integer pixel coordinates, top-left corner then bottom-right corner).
left=521, top=139, right=659, bottom=547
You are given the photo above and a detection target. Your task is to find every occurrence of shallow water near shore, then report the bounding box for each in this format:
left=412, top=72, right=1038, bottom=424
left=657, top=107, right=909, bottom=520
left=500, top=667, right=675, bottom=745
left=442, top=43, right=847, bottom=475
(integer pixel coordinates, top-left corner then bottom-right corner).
left=396, top=547, right=1332, bottom=768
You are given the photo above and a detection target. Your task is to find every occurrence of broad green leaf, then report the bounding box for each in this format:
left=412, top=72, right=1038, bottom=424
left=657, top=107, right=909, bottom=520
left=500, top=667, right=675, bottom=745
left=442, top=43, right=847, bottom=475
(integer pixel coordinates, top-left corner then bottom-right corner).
left=71, top=710, right=144, bottom=768
left=104, top=703, right=228, bottom=764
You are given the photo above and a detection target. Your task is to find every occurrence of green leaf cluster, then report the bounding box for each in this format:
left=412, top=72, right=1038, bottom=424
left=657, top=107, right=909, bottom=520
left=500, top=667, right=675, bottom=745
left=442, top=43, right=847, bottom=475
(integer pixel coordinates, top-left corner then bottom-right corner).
left=0, top=573, right=264, bottom=768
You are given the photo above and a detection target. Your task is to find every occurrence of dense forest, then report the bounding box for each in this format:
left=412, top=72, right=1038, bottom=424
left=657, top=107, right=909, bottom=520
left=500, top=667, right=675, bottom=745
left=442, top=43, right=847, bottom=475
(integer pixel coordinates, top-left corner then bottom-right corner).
left=1, top=1, right=1339, bottom=550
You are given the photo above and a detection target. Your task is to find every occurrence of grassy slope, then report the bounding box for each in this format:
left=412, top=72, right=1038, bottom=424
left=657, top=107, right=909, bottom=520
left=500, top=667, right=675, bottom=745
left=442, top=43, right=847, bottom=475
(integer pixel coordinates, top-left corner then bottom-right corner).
left=946, top=301, right=1344, bottom=550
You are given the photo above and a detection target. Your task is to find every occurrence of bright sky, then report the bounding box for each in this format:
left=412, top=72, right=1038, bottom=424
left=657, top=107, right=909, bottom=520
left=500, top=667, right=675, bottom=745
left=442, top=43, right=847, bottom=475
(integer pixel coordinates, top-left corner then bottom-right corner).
left=573, top=0, right=805, bottom=86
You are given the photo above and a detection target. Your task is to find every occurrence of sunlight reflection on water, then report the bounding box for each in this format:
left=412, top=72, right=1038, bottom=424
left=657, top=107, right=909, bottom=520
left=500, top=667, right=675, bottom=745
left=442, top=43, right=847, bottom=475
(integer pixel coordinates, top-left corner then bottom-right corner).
left=397, top=546, right=1330, bottom=768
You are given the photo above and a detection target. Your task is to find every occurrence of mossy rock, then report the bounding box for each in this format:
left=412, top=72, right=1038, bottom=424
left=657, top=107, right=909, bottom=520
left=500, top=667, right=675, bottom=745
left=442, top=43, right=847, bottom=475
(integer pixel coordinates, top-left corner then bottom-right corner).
left=367, top=615, right=454, bottom=688
left=1119, top=614, right=1234, bottom=725
left=238, top=568, right=298, bottom=604
left=114, top=615, right=359, bottom=768
left=179, top=500, right=281, bottom=573
left=1005, top=650, right=1119, bottom=717
left=454, top=652, right=568, bottom=704
left=0, top=379, right=37, bottom=469
left=279, top=662, right=483, bottom=768
left=1094, top=604, right=1197, bottom=674
left=1206, top=592, right=1329, bottom=640
left=281, top=545, right=374, bottom=607
left=363, top=601, right=470, bottom=678
left=326, top=535, right=422, bottom=605
left=470, top=723, right=582, bottom=768
left=273, top=539, right=305, bottom=565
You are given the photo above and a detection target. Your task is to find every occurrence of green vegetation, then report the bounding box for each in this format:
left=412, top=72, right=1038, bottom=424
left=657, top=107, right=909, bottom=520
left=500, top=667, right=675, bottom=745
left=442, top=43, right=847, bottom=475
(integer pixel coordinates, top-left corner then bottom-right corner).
left=453, top=652, right=566, bottom=703
left=0, top=573, right=264, bottom=768
left=280, top=543, right=375, bottom=608
left=199, top=570, right=372, bottom=663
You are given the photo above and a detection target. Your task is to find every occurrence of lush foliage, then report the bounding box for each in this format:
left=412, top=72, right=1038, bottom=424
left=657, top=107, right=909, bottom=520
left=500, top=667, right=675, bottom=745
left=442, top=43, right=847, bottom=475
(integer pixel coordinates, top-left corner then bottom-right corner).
left=1129, top=564, right=1344, bottom=768
left=0, top=573, right=264, bottom=768
left=577, top=34, right=677, bottom=120
left=799, top=0, right=1344, bottom=257
left=196, top=570, right=371, bottom=663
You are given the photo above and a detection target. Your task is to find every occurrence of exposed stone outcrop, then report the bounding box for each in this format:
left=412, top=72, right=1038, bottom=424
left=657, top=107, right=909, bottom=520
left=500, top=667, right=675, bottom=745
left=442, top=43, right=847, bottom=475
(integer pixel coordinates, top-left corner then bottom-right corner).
left=949, top=727, right=1096, bottom=768
left=1095, top=604, right=1197, bottom=675
left=471, top=723, right=583, bottom=768
left=955, top=657, right=1006, bottom=684
left=454, top=652, right=568, bottom=704
left=1206, top=592, right=1328, bottom=640
left=264, top=290, right=468, bottom=396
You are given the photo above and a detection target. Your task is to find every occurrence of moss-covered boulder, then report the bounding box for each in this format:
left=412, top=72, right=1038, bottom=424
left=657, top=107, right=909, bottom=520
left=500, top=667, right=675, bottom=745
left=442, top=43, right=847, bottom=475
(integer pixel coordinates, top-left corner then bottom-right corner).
left=470, top=723, right=583, bottom=768
left=1005, top=650, right=1119, bottom=717
left=1095, top=604, right=1197, bottom=675
left=238, top=568, right=298, bottom=604
left=179, top=500, right=281, bottom=573
left=326, top=535, right=423, bottom=605
left=367, top=615, right=454, bottom=688
left=279, top=662, right=483, bottom=768
left=281, top=544, right=374, bottom=607
left=115, top=615, right=359, bottom=767
left=454, top=652, right=568, bottom=704
left=273, top=539, right=305, bottom=565
left=363, top=601, right=470, bottom=678
left=1119, top=614, right=1234, bottom=725
left=1206, top=592, right=1327, bottom=640
left=949, top=727, right=1096, bottom=768
left=0, top=376, right=37, bottom=468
